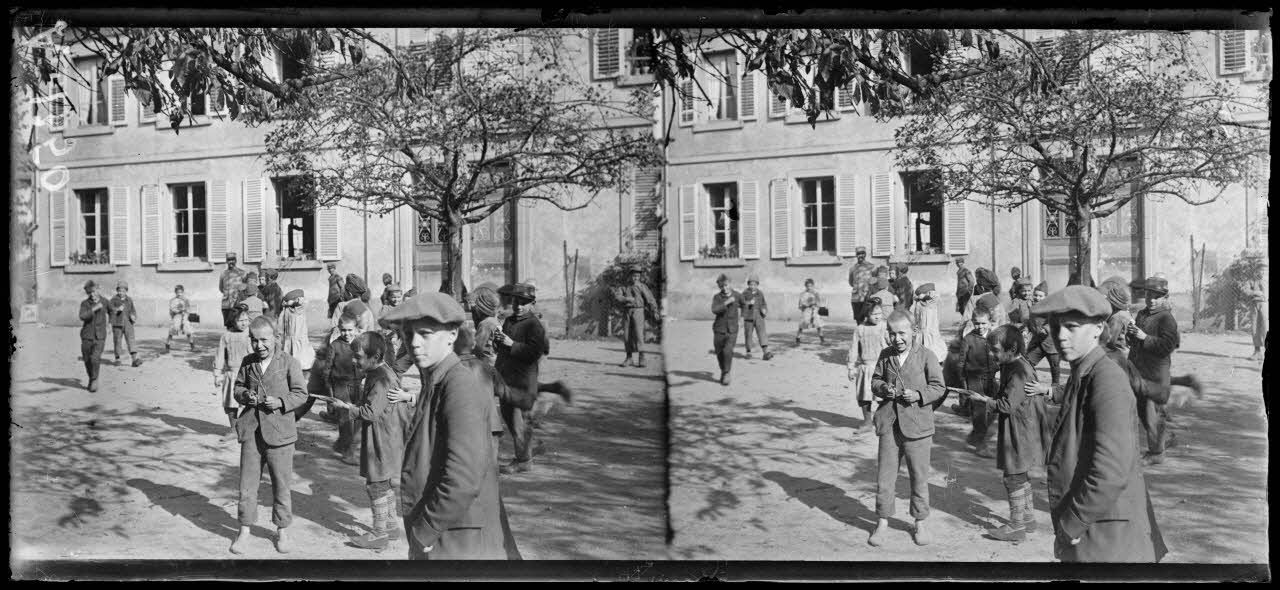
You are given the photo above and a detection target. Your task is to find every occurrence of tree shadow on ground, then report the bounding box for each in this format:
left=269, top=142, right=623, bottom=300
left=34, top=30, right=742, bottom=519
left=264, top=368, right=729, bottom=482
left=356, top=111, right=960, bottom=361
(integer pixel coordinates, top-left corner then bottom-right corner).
left=667, top=370, right=719, bottom=385
left=127, top=332, right=222, bottom=373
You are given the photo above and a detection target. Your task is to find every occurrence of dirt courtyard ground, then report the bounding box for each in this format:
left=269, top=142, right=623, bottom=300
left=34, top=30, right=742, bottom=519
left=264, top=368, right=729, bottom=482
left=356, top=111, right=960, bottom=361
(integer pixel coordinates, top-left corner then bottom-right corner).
left=664, top=319, right=1268, bottom=564
left=9, top=325, right=668, bottom=565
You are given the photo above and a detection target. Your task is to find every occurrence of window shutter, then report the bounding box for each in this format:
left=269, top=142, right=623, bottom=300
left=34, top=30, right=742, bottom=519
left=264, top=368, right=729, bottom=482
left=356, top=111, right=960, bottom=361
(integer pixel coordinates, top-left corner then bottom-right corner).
left=739, top=69, right=757, bottom=121
left=593, top=29, right=621, bottom=79
left=835, top=175, right=859, bottom=257
left=108, top=75, right=127, bottom=126
left=870, top=173, right=894, bottom=256
left=317, top=206, right=341, bottom=261
left=679, top=78, right=696, bottom=126
left=50, top=74, right=67, bottom=131
left=50, top=189, right=69, bottom=266
left=109, top=185, right=131, bottom=265
left=209, top=180, right=229, bottom=263
left=943, top=198, right=970, bottom=255
left=632, top=167, right=662, bottom=253
left=770, top=178, right=791, bottom=259
left=140, top=184, right=162, bottom=264
left=837, top=81, right=858, bottom=112
left=678, top=184, right=697, bottom=261
left=1219, top=30, right=1248, bottom=75
left=243, top=178, right=266, bottom=263
left=739, top=180, right=760, bottom=259
left=697, top=187, right=711, bottom=254
left=768, top=87, right=787, bottom=118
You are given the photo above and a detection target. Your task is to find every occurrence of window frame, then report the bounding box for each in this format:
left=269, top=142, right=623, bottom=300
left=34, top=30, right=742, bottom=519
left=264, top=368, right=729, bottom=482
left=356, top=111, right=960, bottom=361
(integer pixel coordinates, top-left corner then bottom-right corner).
left=71, top=57, right=110, bottom=129
left=272, top=176, right=319, bottom=261
left=170, top=181, right=210, bottom=262
left=902, top=171, right=946, bottom=254
left=704, top=182, right=740, bottom=253
left=796, top=176, right=837, bottom=256
left=74, top=187, right=110, bottom=260
left=702, top=50, right=740, bottom=123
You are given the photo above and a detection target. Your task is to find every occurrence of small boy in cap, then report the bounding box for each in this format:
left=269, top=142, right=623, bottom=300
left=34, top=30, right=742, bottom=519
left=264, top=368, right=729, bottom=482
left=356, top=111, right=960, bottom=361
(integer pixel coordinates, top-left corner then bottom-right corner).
left=260, top=269, right=284, bottom=323
left=380, top=292, right=511, bottom=559
left=796, top=278, right=826, bottom=345
left=868, top=310, right=946, bottom=548
left=958, top=308, right=998, bottom=456
left=1007, top=277, right=1035, bottom=333
left=1126, top=275, right=1181, bottom=466
left=326, top=309, right=364, bottom=464
left=109, top=280, right=143, bottom=367
left=613, top=266, right=659, bottom=367
left=711, top=273, right=745, bottom=386
left=1025, top=280, right=1062, bottom=385
left=740, top=275, right=773, bottom=361
left=493, top=283, right=551, bottom=474
left=167, top=284, right=196, bottom=352
left=891, top=264, right=914, bottom=313
left=78, top=280, right=110, bottom=391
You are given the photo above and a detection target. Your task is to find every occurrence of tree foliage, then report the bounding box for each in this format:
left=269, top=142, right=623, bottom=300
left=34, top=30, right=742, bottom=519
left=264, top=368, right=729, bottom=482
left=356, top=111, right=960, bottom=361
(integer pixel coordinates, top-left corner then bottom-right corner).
left=263, top=29, right=663, bottom=296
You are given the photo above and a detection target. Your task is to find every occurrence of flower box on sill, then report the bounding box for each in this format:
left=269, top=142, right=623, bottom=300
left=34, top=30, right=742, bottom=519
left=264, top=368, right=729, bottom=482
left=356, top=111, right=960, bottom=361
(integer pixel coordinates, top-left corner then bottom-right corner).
left=693, top=257, right=746, bottom=268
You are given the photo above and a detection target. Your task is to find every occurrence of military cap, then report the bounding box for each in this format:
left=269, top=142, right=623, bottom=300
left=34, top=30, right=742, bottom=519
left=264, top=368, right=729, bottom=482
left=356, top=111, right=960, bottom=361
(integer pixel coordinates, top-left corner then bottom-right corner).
left=855, top=246, right=868, bottom=255
left=239, top=296, right=266, bottom=313
left=1034, top=281, right=1049, bottom=293
left=1015, top=277, right=1033, bottom=288
left=385, top=283, right=403, bottom=294
left=226, top=252, right=238, bottom=261
left=284, top=289, right=304, bottom=301
left=747, top=275, right=760, bottom=284
left=1030, top=285, right=1111, bottom=319
left=342, top=299, right=369, bottom=319
left=325, top=262, right=338, bottom=270
left=84, top=280, right=97, bottom=291
left=715, top=273, right=730, bottom=284
left=117, top=279, right=129, bottom=289
left=915, top=283, right=936, bottom=295
left=954, top=256, right=966, bottom=263
left=497, top=283, right=515, bottom=296
left=379, top=292, right=466, bottom=328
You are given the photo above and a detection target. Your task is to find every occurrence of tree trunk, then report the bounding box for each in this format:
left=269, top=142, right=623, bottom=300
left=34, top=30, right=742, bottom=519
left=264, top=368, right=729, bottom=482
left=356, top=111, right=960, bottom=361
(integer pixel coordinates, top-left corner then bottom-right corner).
left=439, top=208, right=466, bottom=301
left=1069, top=206, right=1095, bottom=287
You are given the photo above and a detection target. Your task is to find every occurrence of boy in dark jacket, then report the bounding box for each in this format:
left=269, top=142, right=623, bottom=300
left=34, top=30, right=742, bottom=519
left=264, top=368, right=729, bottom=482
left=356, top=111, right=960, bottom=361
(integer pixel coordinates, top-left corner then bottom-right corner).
left=109, top=280, right=143, bottom=367
left=868, top=310, right=946, bottom=547
left=891, top=264, right=914, bottom=313
left=260, top=269, right=284, bottom=323
left=1127, top=276, right=1181, bottom=465
left=79, top=281, right=110, bottom=391
left=959, top=309, right=998, bottom=457
left=327, top=314, right=362, bottom=464
left=740, top=275, right=773, bottom=361
left=494, top=283, right=550, bottom=474
left=711, top=273, right=744, bottom=386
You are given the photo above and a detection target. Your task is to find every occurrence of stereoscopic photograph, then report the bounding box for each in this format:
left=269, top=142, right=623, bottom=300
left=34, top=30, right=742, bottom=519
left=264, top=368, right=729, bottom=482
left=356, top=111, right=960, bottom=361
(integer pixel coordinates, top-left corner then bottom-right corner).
left=8, top=7, right=1271, bottom=582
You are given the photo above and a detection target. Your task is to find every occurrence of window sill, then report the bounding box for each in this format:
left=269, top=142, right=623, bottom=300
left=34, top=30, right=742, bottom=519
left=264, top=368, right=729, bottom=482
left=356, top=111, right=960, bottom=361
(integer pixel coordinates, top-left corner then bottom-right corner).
left=263, top=258, right=325, bottom=271
left=692, top=119, right=744, bottom=133
left=63, top=125, right=115, bottom=138
left=64, top=263, right=117, bottom=274
left=888, top=253, right=955, bottom=264
left=617, top=73, right=655, bottom=87
left=786, top=254, right=843, bottom=267
left=783, top=111, right=841, bottom=125
left=152, top=116, right=214, bottom=130
left=157, top=260, right=215, bottom=272
left=693, top=258, right=746, bottom=268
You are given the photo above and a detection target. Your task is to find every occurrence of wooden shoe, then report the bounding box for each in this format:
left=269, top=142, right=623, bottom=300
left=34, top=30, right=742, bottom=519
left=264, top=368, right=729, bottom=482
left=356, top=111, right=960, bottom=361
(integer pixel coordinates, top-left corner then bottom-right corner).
left=349, top=531, right=390, bottom=550
left=985, top=524, right=1026, bottom=543
left=229, top=531, right=251, bottom=555
left=274, top=529, right=293, bottom=554
left=867, top=521, right=889, bottom=547
left=912, top=520, right=933, bottom=546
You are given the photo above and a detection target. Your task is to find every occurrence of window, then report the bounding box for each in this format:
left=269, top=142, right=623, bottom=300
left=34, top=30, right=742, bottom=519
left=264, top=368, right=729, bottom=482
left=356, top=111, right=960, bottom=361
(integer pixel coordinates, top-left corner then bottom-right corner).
left=903, top=173, right=944, bottom=253
left=75, top=188, right=109, bottom=261
left=171, top=183, right=208, bottom=260
left=704, top=51, right=738, bottom=121
left=273, top=177, right=317, bottom=260
left=417, top=215, right=446, bottom=244
left=73, top=57, right=109, bottom=127
left=706, top=183, right=739, bottom=254
left=278, top=37, right=310, bottom=82
left=797, top=178, right=836, bottom=254
left=627, top=29, right=654, bottom=76
left=1219, top=30, right=1273, bottom=80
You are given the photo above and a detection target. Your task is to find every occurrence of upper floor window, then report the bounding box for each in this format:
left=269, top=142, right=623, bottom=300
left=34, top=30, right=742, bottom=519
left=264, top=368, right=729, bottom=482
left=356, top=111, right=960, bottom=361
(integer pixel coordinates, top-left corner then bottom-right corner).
left=627, top=29, right=654, bottom=76
left=799, top=177, right=836, bottom=255
left=1219, top=30, right=1272, bottom=81
left=273, top=177, right=317, bottom=260
left=594, top=28, right=655, bottom=82
left=903, top=172, right=944, bottom=254
left=703, top=51, right=740, bottom=121
left=72, top=57, right=109, bottom=127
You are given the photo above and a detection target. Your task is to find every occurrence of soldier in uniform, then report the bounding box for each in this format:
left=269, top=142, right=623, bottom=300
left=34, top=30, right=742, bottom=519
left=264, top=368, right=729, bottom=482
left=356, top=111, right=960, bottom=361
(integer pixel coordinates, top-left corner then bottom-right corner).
left=848, top=246, right=877, bottom=323
left=220, top=252, right=247, bottom=330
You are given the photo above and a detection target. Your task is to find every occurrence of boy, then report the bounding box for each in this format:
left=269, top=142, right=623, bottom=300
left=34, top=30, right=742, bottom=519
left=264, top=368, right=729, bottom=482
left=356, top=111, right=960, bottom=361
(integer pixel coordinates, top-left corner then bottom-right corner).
left=959, top=309, right=998, bottom=457
left=1025, top=280, right=1062, bottom=386
left=891, top=264, right=914, bottom=313
left=238, top=272, right=261, bottom=306
left=109, top=280, right=143, bottom=367
left=260, top=269, right=284, bottom=324
left=1007, top=277, right=1034, bottom=333
left=614, top=266, right=658, bottom=367
left=740, top=275, right=773, bottom=361
left=167, top=284, right=196, bottom=352
left=494, top=283, right=551, bottom=474
left=78, top=280, right=110, bottom=391
left=327, top=262, right=345, bottom=320
left=327, top=314, right=362, bottom=465
left=711, top=273, right=744, bottom=386
left=1007, top=267, right=1023, bottom=302
left=796, top=278, right=826, bottom=345
left=869, top=277, right=898, bottom=321
left=912, top=283, right=946, bottom=365
left=868, top=310, right=945, bottom=547
left=230, top=317, right=308, bottom=555
left=379, top=273, right=396, bottom=307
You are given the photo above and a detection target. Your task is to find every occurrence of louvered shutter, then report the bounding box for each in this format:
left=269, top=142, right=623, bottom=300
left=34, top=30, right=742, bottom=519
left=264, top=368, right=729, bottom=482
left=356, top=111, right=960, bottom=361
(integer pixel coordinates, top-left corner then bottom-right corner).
left=768, top=87, right=787, bottom=118
left=50, top=189, right=69, bottom=266
left=770, top=178, right=791, bottom=259
left=837, top=81, right=857, bottom=112
left=316, top=206, right=341, bottom=261
left=109, top=186, right=131, bottom=265
left=678, top=184, right=697, bottom=261
left=108, top=76, right=127, bottom=125
left=943, top=198, right=970, bottom=255
left=870, top=173, right=894, bottom=256
left=1219, top=30, right=1248, bottom=75
left=594, top=29, right=621, bottom=79
left=208, top=180, right=229, bottom=263
left=739, top=180, right=760, bottom=259
left=835, top=175, right=858, bottom=256
left=739, top=68, right=757, bottom=121
left=243, top=178, right=266, bottom=263
left=697, top=188, right=711, bottom=254
left=140, top=184, right=162, bottom=264
left=679, top=78, right=696, bottom=126
left=632, top=167, right=662, bottom=253
left=50, top=74, right=67, bottom=130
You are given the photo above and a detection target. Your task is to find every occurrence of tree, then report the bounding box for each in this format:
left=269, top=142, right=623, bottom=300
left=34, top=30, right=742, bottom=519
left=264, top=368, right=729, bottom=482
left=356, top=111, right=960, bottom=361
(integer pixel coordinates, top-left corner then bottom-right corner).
left=264, top=29, right=663, bottom=297
left=890, top=30, right=1269, bottom=284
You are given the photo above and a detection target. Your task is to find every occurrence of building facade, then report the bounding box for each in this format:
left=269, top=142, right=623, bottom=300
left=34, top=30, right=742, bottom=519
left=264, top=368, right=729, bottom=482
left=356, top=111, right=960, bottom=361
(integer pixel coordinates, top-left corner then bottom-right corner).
left=29, top=28, right=663, bottom=330
left=662, top=29, right=1270, bottom=326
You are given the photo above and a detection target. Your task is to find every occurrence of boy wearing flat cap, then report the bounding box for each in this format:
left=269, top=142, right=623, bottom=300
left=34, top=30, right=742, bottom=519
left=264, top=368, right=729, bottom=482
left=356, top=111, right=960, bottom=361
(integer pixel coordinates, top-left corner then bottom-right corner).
left=740, top=275, right=773, bottom=361
left=711, top=273, right=745, bottom=386
left=493, top=283, right=550, bottom=474
left=1029, top=286, right=1166, bottom=562
left=380, top=293, right=511, bottom=559
left=78, top=280, right=110, bottom=391
left=109, top=280, right=143, bottom=367
left=1024, top=281, right=1061, bottom=386
left=1126, top=276, right=1181, bottom=466
left=614, top=267, right=659, bottom=367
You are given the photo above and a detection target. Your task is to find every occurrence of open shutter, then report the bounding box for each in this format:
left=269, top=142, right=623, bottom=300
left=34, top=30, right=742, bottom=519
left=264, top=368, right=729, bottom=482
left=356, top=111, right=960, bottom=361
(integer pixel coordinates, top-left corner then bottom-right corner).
left=770, top=178, right=791, bottom=259
left=739, top=180, right=760, bottom=259
left=870, top=173, right=894, bottom=256
left=837, top=81, right=858, bottom=112
left=593, top=28, right=621, bottom=79
left=108, top=75, right=127, bottom=126
left=50, top=189, right=69, bottom=266
left=739, top=69, right=757, bottom=121
left=678, top=184, right=697, bottom=261
left=108, top=186, right=131, bottom=265
left=208, top=180, right=229, bottom=263
left=697, top=188, right=711, bottom=255
left=768, top=87, right=787, bottom=118
left=242, top=178, right=266, bottom=263
left=835, top=175, right=859, bottom=257
left=679, top=78, right=696, bottom=126
left=50, top=74, right=67, bottom=131
left=1219, top=30, right=1248, bottom=75
left=317, top=206, right=341, bottom=261
left=944, top=199, right=970, bottom=255
left=140, top=184, right=162, bottom=264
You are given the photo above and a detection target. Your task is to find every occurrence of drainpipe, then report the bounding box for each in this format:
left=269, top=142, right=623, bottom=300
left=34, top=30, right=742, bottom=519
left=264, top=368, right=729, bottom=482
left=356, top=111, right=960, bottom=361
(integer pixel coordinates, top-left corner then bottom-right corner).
left=363, top=199, right=369, bottom=280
